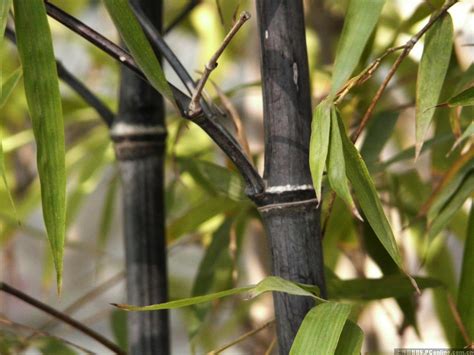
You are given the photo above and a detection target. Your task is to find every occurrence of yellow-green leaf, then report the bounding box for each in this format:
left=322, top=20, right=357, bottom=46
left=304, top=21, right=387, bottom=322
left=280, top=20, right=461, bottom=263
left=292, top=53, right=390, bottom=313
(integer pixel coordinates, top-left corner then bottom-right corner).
left=290, top=302, right=351, bottom=355
left=309, top=100, right=331, bottom=201
left=114, top=276, right=320, bottom=311
left=328, top=106, right=359, bottom=218
left=455, top=202, right=474, bottom=347
left=103, top=0, right=173, bottom=101
left=337, top=113, right=402, bottom=268
left=13, top=0, right=66, bottom=293
left=416, top=13, right=453, bottom=157
left=334, top=320, right=364, bottom=355
left=330, top=0, right=386, bottom=95
left=447, top=86, right=474, bottom=107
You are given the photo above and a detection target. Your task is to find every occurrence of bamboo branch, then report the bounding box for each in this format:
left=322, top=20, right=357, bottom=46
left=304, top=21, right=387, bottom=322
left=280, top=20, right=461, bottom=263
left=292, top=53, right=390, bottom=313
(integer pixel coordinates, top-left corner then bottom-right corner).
left=43, top=1, right=264, bottom=196
left=188, top=11, right=251, bottom=116
left=4, top=26, right=115, bottom=127
left=0, top=282, right=124, bottom=354
left=164, top=0, right=201, bottom=34
left=351, top=0, right=458, bottom=142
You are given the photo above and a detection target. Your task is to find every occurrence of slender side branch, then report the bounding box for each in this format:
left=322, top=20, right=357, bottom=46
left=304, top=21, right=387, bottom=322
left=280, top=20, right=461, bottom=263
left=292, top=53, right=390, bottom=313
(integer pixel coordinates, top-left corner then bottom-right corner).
left=0, top=282, right=124, bottom=354
left=188, top=11, right=251, bottom=116
left=164, top=0, right=200, bottom=35
left=208, top=319, right=275, bottom=354
left=351, top=0, right=458, bottom=142
left=5, top=26, right=115, bottom=127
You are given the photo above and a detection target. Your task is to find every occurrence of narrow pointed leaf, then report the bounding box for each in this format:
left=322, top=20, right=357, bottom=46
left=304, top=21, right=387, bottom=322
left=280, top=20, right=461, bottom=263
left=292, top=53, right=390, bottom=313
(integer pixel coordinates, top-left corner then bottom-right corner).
left=428, top=173, right=474, bottom=240
left=328, top=275, right=442, bottom=300
left=0, top=68, right=22, bottom=215
left=13, top=0, right=66, bottom=292
left=0, top=68, right=22, bottom=108
left=337, top=114, right=402, bottom=268
left=334, top=320, right=364, bottom=355
left=327, top=107, right=359, bottom=218
left=309, top=100, right=331, bottom=201
left=447, top=86, right=474, bottom=107
left=290, top=302, right=351, bottom=355
left=114, top=276, right=320, bottom=311
left=103, top=0, right=173, bottom=101
left=330, top=0, right=386, bottom=94
left=450, top=122, right=474, bottom=153
left=416, top=13, right=453, bottom=157
left=455, top=203, right=474, bottom=347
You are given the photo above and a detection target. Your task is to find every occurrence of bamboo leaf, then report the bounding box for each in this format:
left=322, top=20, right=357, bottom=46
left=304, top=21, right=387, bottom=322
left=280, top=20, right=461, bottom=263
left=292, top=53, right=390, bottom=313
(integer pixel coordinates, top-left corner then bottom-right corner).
left=416, top=13, right=453, bottom=157
left=309, top=100, right=331, bottom=201
left=330, top=0, right=386, bottom=94
left=114, top=276, right=320, bottom=311
left=290, top=302, right=351, bottom=355
left=447, top=86, right=474, bottom=107
left=455, top=202, right=474, bottom=347
left=334, top=320, right=364, bottom=355
left=13, top=0, right=66, bottom=293
left=327, top=106, right=360, bottom=219
left=103, top=0, right=173, bottom=101
left=428, top=172, right=474, bottom=240
left=0, top=68, right=22, bottom=108
left=360, top=111, right=398, bottom=171
left=0, top=68, right=22, bottom=216
left=337, top=113, right=402, bottom=268
left=450, top=122, right=474, bottom=153
left=110, top=310, right=128, bottom=351
left=328, top=275, right=442, bottom=301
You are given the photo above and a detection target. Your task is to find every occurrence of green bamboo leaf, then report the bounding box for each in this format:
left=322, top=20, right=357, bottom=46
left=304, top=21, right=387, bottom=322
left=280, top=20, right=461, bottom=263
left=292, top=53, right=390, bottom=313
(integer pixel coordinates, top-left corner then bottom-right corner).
left=416, top=13, right=453, bottom=157
left=428, top=173, right=474, bottom=240
left=309, top=100, right=331, bottom=201
left=110, top=310, right=128, bottom=351
left=0, top=68, right=22, bottom=216
left=189, top=219, right=234, bottom=338
left=447, top=86, right=474, bottom=107
left=337, top=113, right=402, bottom=268
left=450, top=122, right=474, bottom=153
left=13, top=0, right=66, bottom=293
left=360, top=111, right=398, bottom=171
left=178, top=158, right=246, bottom=201
left=114, top=276, right=320, bottom=311
left=327, top=106, right=360, bottom=219
left=0, top=68, right=22, bottom=108
left=334, top=320, right=364, bottom=355
left=328, top=275, right=442, bottom=301
left=455, top=202, right=474, bottom=347
left=290, top=302, right=351, bottom=355
left=103, top=0, right=173, bottom=101
left=330, top=0, right=386, bottom=94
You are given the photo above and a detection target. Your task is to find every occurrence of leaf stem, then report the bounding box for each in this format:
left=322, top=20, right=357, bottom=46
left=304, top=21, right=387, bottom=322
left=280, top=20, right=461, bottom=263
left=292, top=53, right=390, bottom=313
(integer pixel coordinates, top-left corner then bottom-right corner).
left=0, top=282, right=125, bottom=354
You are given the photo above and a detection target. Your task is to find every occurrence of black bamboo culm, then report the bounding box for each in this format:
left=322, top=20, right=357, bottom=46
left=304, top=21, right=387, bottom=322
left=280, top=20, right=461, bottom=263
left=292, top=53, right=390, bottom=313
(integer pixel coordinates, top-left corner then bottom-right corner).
left=113, top=0, right=170, bottom=354
left=254, top=0, right=327, bottom=353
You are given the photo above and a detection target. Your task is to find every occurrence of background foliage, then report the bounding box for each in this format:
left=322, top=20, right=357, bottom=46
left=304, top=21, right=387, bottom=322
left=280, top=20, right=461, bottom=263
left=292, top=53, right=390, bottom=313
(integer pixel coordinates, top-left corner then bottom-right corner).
left=0, top=0, right=472, bottom=353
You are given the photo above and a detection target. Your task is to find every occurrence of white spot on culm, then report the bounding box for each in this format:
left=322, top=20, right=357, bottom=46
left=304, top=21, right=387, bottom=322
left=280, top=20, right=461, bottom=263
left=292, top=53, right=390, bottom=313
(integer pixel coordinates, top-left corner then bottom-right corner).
left=265, top=30, right=269, bottom=39
left=293, top=62, right=299, bottom=90
left=266, top=184, right=314, bottom=193
left=119, top=56, right=127, bottom=62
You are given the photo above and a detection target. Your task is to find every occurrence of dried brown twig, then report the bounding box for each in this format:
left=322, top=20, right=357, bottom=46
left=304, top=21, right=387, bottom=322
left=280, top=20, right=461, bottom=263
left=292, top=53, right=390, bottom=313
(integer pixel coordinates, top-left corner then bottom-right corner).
left=188, top=11, right=251, bottom=116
